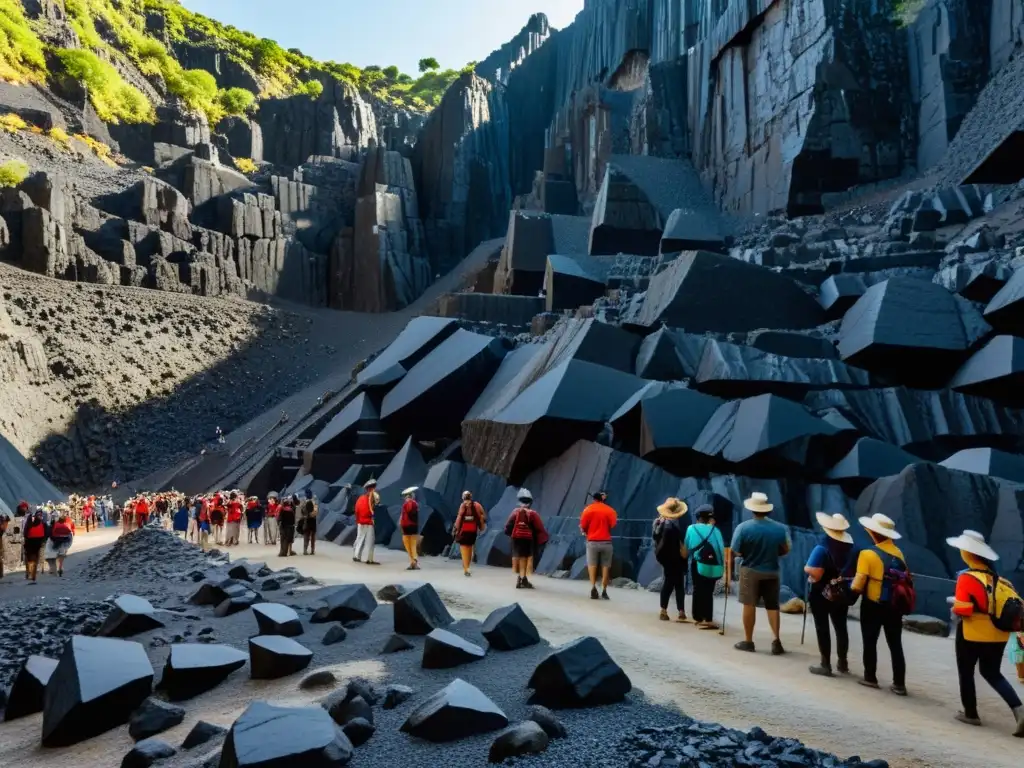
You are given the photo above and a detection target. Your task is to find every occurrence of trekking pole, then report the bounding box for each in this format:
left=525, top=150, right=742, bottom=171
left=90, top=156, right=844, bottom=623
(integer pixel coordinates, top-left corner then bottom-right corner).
left=800, top=577, right=810, bottom=645
left=720, top=552, right=735, bottom=636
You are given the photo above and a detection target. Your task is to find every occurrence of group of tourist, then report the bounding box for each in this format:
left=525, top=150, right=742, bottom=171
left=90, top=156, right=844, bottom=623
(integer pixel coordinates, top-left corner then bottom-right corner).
left=1, top=500, right=79, bottom=582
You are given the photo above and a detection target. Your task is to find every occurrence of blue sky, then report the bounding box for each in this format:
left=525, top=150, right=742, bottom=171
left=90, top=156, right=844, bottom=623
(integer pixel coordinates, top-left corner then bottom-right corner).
left=179, top=1, right=583, bottom=77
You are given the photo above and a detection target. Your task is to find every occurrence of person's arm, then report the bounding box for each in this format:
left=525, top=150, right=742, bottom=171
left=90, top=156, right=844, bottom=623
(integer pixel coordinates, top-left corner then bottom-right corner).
left=579, top=506, right=590, bottom=536
left=952, top=573, right=983, bottom=618
left=850, top=550, right=871, bottom=594
left=779, top=526, right=792, bottom=557
left=804, top=546, right=826, bottom=583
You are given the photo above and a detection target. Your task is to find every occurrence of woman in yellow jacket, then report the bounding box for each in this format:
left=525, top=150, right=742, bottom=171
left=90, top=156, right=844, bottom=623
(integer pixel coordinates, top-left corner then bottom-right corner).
left=946, top=530, right=1024, bottom=736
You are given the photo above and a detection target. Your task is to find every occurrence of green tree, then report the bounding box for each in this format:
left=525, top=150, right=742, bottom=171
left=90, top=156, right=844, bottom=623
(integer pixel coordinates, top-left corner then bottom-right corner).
left=418, top=57, right=439, bottom=73
left=382, top=65, right=399, bottom=83
left=253, top=38, right=288, bottom=77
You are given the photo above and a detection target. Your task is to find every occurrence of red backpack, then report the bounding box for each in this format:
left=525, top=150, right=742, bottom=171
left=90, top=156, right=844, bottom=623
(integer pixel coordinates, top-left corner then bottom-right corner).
left=883, top=554, right=916, bottom=615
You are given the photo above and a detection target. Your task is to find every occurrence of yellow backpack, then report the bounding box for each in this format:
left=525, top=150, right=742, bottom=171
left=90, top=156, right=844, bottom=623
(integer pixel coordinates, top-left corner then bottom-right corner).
left=968, top=570, right=1024, bottom=632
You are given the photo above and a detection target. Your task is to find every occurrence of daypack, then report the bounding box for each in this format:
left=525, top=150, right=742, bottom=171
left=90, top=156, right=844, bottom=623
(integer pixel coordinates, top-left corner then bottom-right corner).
left=693, top=527, right=719, bottom=567
left=652, top=517, right=681, bottom=565
left=970, top=570, right=1024, bottom=633
left=505, top=507, right=534, bottom=539
left=883, top=554, right=915, bottom=615
left=822, top=547, right=858, bottom=605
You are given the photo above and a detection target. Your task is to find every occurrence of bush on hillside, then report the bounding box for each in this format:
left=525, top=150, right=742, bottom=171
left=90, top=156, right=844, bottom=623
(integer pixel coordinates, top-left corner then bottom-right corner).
left=0, top=113, right=27, bottom=132
left=0, top=0, right=47, bottom=83
left=218, top=87, right=256, bottom=116
left=0, top=159, right=29, bottom=187
left=233, top=157, right=258, bottom=174
left=55, top=49, right=154, bottom=124
left=294, top=79, right=323, bottom=99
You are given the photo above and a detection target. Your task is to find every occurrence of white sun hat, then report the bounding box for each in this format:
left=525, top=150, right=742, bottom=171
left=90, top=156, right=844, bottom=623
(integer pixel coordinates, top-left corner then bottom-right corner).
left=946, top=530, right=999, bottom=562
left=401, top=487, right=418, bottom=496
left=858, top=513, right=902, bottom=540
left=815, top=512, right=853, bottom=544
left=743, top=492, right=773, bottom=513
left=517, top=488, right=533, bottom=502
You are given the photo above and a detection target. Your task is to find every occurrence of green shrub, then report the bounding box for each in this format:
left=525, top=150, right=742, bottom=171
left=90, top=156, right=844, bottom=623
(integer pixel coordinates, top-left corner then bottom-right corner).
left=253, top=38, right=288, bottom=77
left=0, top=113, right=28, bottom=133
left=55, top=48, right=154, bottom=124
left=294, top=80, right=323, bottom=99
left=234, top=157, right=258, bottom=174
left=0, top=159, right=29, bottom=187
left=0, top=0, right=47, bottom=83
left=217, top=87, right=256, bottom=116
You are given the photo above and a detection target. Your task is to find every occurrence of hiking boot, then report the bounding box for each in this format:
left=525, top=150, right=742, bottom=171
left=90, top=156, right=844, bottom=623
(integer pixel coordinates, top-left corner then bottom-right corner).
left=734, top=640, right=755, bottom=652
left=809, top=663, right=833, bottom=677
left=675, top=612, right=690, bottom=624
left=367, top=561, right=381, bottom=566
left=836, top=658, right=849, bottom=674
left=659, top=609, right=670, bottom=621
left=1012, top=706, right=1024, bottom=737
left=464, top=571, right=471, bottom=577
left=590, top=587, right=600, bottom=600
left=522, top=579, right=535, bottom=589
left=601, top=590, right=610, bottom=600
left=955, top=711, right=982, bottom=727
left=771, top=639, right=785, bottom=656
left=890, top=684, right=908, bottom=697
left=516, top=577, right=523, bottom=589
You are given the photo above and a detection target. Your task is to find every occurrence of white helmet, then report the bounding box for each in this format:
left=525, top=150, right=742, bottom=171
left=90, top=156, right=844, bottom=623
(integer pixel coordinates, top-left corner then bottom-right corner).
left=517, top=488, right=533, bottom=502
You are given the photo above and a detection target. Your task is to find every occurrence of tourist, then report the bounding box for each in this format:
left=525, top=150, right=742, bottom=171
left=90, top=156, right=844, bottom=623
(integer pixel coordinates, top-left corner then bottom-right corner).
left=278, top=495, right=297, bottom=557
left=22, top=508, right=47, bottom=584
left=804, top=512, right=857, bottom=677
left=851, top=513, right=909, bottom=696
left=299, top=489, right=318, bottom=555
left=353, top=479, right=380, bottom=565
left=505, top=488, right=547, bottom=590
left=155, top=494, right=169, bottom=529
left=246, top=496, right=263, bottom=544
left=454, top=490, right=486, bottom=577
left=210, top=493, right=225, bottom=545
left=731, top=492, right=791, bottom=655
left=0, top=511, right=9, bottom=579
left=122, top=499, right=134, bottom=534
left=399, top=487, right=420, bottom=570
left=49, top=514, right=73, bottom=577
left=225, top=492, right=243, bottom=547
left=264, top=493, right=279, bottom=546
left=173, top=498, right=189, bottom=538
left=197, top=499, right=211, bottom=551
left=653, top=497, right=689, bottom=621
left=82, top=496, right=95, bottom=532
left=946, top=530, right=1024, bottom=735
left=187, top=496, right=201, bottom=541
left=685, top=503, right=725, bottom=629
left=135, top=495, right=150, bottom=530
left=580, top=491, right=617, bottom=600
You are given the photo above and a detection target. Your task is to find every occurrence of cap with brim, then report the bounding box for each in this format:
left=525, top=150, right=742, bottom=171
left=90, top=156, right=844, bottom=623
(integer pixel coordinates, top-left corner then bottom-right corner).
left=815, top=512, right=853, bottom=544
left=364, top=479, right=378, bottom=488
left=946, top=530, right=999, bottom=562
left=657, top=497, right=688, bottom=519
left=591, top=491, right=607, bottom=500
left=744, top=492, right=774, bottom=513
left=517, top=488, right=532, bottom=501
left=858, top=513, right=902, bottom=540
left=402, top=487, right=418, bottom=496
left=693, top=503, right=715, bottom=519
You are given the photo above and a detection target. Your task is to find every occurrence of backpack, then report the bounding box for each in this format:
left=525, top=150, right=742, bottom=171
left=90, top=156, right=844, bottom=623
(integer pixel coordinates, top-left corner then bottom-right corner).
left=505, top=508, right=533, bottom=539
left=971, top=570, right=1024, bottom=633
left=693, top=526, right=719, bottom=567
left=822, top=547, right=858, bottom=605
left=883, top=555, right=916, bottom=616
left=652, top=517, right=680, bottom=565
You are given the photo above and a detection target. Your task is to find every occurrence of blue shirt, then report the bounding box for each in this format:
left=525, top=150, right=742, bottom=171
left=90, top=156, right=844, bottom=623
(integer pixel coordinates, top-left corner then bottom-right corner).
left=684, top=523, right=726, bottom=580
left=731, top=517, right=790, bottom=573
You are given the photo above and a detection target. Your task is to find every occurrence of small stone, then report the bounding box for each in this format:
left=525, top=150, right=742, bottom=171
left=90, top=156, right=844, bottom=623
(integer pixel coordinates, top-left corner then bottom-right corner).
left=299, top=670, right=338, bottom=690
left=342, top=716, right=375, bottom=747
left=383, top=684, right=414, bottom=710
left=488, top=721, right=549, bottom=763
left=526, top=705, right=567, bottom=739
left=129, top=698, right=186, bottom=741
left=380, top=634, right=413, bottom=654
left=180, top=720, right=225, bottom=750
left=121, top=738, right=176, bottom=768
left=322, top=624, right=347, bottom=645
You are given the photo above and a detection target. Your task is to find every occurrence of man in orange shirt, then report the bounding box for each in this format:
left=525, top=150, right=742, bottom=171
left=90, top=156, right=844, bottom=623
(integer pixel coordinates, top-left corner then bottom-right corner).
left=580, top=491, right=617, bottom=600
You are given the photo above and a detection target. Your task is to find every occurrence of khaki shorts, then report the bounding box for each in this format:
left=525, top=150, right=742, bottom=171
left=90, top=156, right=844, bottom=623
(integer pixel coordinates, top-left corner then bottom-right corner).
left=586, top=540, right=613, bottom=568
left=738, top=567, right=781, bottom=610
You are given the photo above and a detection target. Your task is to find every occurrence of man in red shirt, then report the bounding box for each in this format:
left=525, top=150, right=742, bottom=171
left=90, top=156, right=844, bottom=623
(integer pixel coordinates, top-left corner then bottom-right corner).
left=353, top=479, right=380, bottom=565
left=134, top=496, right=150, bottom=530
left=264, top=495, right=279, bottom=546
left=225, top=492, right=243, bottom=546
left=580, top=491, right=617, bottom=600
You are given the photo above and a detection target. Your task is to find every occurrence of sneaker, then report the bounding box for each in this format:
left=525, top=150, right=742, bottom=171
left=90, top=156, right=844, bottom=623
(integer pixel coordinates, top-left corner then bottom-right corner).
left=590, top=587, right=600, bottom=600
left=367, top=561, right=381, bottom=566
left=771, top=639, right=785, bottom=656
left=352, top=557, right=361, bottom=563
left=1013, top=706, right=1024, bottom=737
left=809, top=664, right=833, bottom=677
left=406, top=564, right=417, bottom=570
left=890, top=685, right=907, bottom=697
left=516, top=578, right=523, bottom=589
left=522, top=579, right=535, bottom=589
left=464, top=571, right=471, bottom=577
left=837, top=658, right=850, bottom=674
left=601, top=590, right=610, bottom=600
left=659, top=610, right=670, bottom=621
left=955, top=711, right=982, bottom=727
left=734, top=640, right=755, bottom=652
left=411, top=563, right=421, bottom=570
left=675, top=613, right=690, bottom=623
left=858, top=679, right=880, bottom=689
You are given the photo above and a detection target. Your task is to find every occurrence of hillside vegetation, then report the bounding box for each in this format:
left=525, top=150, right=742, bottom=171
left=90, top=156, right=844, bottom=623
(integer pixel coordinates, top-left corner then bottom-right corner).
left=0, top=0, right=467, bottom=127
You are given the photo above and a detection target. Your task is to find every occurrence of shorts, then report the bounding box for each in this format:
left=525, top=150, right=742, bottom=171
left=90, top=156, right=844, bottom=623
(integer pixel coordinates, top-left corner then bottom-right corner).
left=401, top=526, right=418, bottom=536
left=586, top=540, right=614, bottom=568
left=738, top=567, right=781, bottom=610
left=458, top=531, right=477, bottom=547
left=511, top=537, right=533, bottom=558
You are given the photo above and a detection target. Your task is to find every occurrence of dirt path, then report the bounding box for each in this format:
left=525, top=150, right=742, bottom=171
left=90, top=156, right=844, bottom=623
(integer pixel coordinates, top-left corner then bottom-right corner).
left=207, top=537, right=1024, bottom=768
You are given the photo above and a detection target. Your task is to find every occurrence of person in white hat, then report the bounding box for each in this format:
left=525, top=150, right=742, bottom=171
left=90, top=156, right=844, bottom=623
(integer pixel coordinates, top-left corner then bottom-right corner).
left=399, top=487, right=420, bottom=570
left=804, top=512, right=856, bottom=678
left=505, top=489, right=546, bottom=589
left=946, top=530, right=1024, bottom=735
left=453, top=491, right=487, bottom=577
left=851, top=512, right=909, bottom=695
left=730, top=492, right=791, bottom=655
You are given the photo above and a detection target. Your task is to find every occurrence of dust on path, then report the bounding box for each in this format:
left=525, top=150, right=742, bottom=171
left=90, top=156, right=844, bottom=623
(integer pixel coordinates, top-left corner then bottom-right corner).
left=211, top=537, right=1024, bottom=768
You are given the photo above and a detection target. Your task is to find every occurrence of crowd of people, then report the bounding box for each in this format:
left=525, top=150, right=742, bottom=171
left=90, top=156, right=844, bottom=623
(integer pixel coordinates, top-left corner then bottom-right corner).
left=0, top=500, right=83, bottom=582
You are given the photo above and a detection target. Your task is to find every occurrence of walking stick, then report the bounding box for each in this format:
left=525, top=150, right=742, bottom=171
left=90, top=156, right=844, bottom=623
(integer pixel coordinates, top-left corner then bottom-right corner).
left=800, top=577, right=810, bottom=645
left=719, top=550, right=734, bottom=636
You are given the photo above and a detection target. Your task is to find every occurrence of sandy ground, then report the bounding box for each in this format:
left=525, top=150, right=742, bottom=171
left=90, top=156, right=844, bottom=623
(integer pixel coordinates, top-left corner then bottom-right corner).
left=3, top=528, right=1022, bottom=767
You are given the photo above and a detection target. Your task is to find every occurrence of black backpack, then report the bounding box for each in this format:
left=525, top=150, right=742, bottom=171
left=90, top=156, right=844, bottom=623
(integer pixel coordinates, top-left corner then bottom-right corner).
left=692, top=526, right=719, bottom=567
left=652, top=518, right=680, bottom=564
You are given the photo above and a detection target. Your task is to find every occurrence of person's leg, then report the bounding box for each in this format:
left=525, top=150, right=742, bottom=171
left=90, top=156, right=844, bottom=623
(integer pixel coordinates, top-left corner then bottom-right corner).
left=742, top=605, right=756, bottom=643
left=832, top=602, right=850, bottom=672
left=694, top=572, right=714, bottom=623
left=673, top=566, right=687, bottom=617
left=810, top=594, right=832, bottom=669
left=57, top=555, right=64, bottom=576
left=659, top=567, right=675, bottom=615
left=354, top=525, right=366, bottom=560
left=882, top=606, right=907, bottom=690
left=460, top=545, right=471, bottom=574
left=737, top=568, right=756, bottom=646
left=366, top=526, right=376, bottom=562
left=956, top=627, right=981, bottom=721
left=860, top=600, right=883, bottom=685
left=601, top=546, right=612, bottom=592
left=586, top=542, right=598, bottom=595
left=977, top=640, right=1023, bottom=711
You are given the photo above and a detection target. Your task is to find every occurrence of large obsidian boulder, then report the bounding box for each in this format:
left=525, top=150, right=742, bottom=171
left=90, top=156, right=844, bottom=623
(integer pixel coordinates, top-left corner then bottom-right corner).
left=400, top=679, right=508, bottom=743
left=42, top=636, right=155, bottom=747
left=220, top=701, right=354, bottom=767
left=480, top=604, right=540, bottom=651
left=248, top=636, right=313, bottom=680
left=214, top=590, right=264, bottom=617
left=97, top=595, right=166, bottom=638
left=158, top=643, right=248, bottom=701
left=324, top=692, right=374, bottom=727
left=128, top=697, right=186, bottom=741
left=394, top=583, right=454, bottom=635
left=309, top=584, right=377, bottom=624
left=252, top=603, right=304, bottom=637
left=422, top=629, right=487, bottom=669
left=527, top=637, right=631, bottom=709
left=4, top=655, right=57, bottom=721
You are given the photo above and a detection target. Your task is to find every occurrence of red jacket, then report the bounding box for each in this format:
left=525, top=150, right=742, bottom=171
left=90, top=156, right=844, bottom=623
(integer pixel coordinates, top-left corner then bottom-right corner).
left=400, top=499, right=419, bottom=530
left=266, top=500, right=279, bottom=518
left=226, top=501, right=243, bottom=523
left=354, top=494, right=374, bottom=526
left=506, top=506, right=546, bottom=542
left=52, top=521, right=73, bottom=538
left=135, top=499, right=150, bottom=516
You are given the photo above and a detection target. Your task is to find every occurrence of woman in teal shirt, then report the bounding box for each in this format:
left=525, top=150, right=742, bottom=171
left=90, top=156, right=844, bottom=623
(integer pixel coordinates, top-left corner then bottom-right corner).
left=683, top=504, right=726, bottom=629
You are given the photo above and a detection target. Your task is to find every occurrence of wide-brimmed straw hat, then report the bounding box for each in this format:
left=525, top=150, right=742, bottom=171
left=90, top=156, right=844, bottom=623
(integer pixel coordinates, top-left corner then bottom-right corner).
left=815, top=512, right=853, bottom=544
left=657, top=497, right=688, bottom=520
left=744, top=492, right=773, bottom=514
left=402, top=487, right=418, bottom=496
left=858, top=513, right=902, bottom=540
left=946, top=530, right=999, bottom=562
left=364, top=478, right=378, bottom=488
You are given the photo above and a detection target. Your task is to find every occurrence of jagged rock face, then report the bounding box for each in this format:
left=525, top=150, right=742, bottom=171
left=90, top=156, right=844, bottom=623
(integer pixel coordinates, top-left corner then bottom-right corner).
left=413, top=74, right=512, bottom=276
